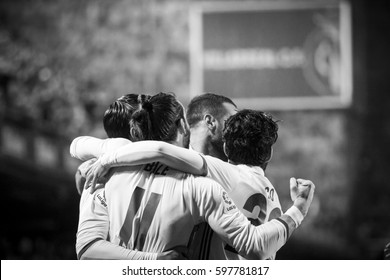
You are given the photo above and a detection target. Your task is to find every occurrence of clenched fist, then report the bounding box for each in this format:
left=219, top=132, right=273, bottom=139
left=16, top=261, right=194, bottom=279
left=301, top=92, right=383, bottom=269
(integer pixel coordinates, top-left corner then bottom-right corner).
left=289, top=177, right=315, bottom=217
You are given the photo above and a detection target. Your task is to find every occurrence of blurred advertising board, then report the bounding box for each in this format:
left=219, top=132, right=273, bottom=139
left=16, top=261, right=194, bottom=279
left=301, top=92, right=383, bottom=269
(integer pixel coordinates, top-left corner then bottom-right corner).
left=190, top=1, right=352, bottom=110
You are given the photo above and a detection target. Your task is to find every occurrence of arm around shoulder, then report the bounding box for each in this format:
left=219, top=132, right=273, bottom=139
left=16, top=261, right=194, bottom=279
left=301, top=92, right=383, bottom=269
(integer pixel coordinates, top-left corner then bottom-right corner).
left=100, top=140, right=206, bottom=175
left=70, top=136, right=131, bottom=161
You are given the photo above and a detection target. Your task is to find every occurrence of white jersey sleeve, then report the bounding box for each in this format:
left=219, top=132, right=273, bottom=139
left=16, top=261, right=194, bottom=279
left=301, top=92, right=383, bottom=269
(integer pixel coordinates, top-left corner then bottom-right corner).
left=76, top=189, right=110, bottom=258
left=70, top=136, right=131, bottom=161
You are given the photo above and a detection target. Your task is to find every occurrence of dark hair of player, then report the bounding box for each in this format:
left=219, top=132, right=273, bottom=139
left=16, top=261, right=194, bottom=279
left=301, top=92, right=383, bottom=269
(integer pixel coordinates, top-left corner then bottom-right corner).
left=223, top=109, right=279, bottom=170
left=103, top=94, right=144, bottom=139
left=129, top=92, right=185, bottom=142
left=186, top=93, right=237, bottom=128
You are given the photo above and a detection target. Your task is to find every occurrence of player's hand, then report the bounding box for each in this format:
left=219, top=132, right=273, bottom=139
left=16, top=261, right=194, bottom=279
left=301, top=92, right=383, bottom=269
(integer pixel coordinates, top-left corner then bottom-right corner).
left=84, top=158, right=110, bottom=193
left=157, top=246, right=189, bottom=260
left=290, top=177, right=315, bottom=216
left=75, top=159, right=97, bottom=195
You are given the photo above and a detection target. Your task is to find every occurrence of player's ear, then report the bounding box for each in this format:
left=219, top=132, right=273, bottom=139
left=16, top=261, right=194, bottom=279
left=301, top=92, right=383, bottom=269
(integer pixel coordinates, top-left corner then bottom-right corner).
left=265, top=147, right=273, bottom=163
left=178, top=118, right=189, bottom=136
left=204, top=114, right=216, bottom=133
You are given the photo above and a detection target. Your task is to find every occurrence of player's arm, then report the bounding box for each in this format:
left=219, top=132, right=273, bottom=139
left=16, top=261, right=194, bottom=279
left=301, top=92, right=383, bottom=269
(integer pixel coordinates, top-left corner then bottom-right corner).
left=83, top=140, right=207, bottom=191
left=200, top=155, right=239, bottom=192
left=75, top=159, right=97, bottom=195
left=70, top=136, right=132, bottom=161
left=71, top=136, right=235, bottom=195
left=70, top=136, right=204, bottom=175
left=82, top=241, right=188, bottom=260
left=199, top=178, right=315, bottom=259
left=98, top=140, right=206, bottom=175
left=77, top=189, right=158, bottom=260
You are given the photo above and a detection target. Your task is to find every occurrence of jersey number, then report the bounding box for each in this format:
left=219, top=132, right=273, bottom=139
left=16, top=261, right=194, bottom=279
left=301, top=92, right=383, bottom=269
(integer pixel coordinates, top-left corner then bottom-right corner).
left=118, top=186, right=161, bottom=250
left=243, top=193, right=281, bottom=226
left=225, top=192, right=282, bottom=254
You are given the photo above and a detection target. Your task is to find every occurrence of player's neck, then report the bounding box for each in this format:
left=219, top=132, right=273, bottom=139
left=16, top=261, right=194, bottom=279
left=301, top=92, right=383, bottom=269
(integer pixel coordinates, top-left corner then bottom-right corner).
left=169, top=138, right=184, bottom=148
left=207, top=144, right=228, bottom=161
left=189, top=127, right=206, bottom=152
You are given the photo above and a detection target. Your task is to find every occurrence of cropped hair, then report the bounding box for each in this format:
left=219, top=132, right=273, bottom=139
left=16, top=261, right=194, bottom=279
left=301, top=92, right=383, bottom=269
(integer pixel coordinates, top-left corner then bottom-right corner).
left=129, top=92, right=185, bottom=142
left=186, top=93, right=236, bottom=127
left=223, top=109, right=278, bottom=168
left=103, top=94, right=142, bottom=139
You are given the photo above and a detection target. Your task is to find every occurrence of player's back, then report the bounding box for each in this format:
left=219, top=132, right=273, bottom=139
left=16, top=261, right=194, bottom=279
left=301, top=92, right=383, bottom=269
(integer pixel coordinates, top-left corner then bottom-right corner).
left=226, top=164, right=282, bottom=223
left=204, top=155, right=283, bottom=259
left=205, top=156, right=282, bottom=223
left=104, top=161, right=214, bottom=254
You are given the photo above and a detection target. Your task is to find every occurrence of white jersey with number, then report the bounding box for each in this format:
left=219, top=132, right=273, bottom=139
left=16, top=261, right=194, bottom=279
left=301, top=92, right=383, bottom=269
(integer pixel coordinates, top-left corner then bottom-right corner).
left=71, top=137, right=288, bottom=259
left=203, top=155, right=283, bottom=260
left=76, top=161, right=289, bottom=259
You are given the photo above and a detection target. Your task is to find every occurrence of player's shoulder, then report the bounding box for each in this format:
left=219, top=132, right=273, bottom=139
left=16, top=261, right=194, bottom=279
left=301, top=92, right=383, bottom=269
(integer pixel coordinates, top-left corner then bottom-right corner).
left=203, top=155, right=239, bottom=173
left=192, top=175, right=224, bottom=194
left=193, top=175, right=220, bottom=185
left=177, top=172, right=221, bottom=187
left=234, top=164, right=267, bottom=179
left=203, top=154, right=226, bottom=165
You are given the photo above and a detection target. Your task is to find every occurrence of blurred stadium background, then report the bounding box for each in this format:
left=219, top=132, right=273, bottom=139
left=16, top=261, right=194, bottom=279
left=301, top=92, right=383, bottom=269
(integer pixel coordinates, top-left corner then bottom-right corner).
left=0, top=0, right=389, bottom=259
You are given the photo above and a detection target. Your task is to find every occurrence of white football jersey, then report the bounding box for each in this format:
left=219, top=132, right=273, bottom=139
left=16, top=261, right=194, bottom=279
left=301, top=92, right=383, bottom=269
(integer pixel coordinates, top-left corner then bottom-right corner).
left=77, top=162, right=289, bottom=259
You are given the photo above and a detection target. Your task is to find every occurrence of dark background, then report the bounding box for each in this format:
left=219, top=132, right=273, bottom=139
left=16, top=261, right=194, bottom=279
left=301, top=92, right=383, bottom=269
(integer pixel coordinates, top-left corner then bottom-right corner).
left=1, top=0, right=389, bottom=259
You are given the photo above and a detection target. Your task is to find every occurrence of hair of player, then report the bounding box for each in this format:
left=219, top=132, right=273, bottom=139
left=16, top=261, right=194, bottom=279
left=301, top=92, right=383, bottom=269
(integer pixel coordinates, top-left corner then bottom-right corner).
left=223, top=109, right=279, bottom=169
left=129, top=92, right=185, bottom=142
left=103, top=94, right=143, bottom=139
left=186, top=93, right=237, bottom=128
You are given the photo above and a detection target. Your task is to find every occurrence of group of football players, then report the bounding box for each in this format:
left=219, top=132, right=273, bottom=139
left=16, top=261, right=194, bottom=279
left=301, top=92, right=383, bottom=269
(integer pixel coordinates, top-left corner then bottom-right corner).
left=70, top=92, right=315, bottom=260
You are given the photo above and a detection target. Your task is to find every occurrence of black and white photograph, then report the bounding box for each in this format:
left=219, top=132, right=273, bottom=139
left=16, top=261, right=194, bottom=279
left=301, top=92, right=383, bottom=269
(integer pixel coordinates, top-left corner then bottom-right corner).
left=1, top=0, right=389, bottom=278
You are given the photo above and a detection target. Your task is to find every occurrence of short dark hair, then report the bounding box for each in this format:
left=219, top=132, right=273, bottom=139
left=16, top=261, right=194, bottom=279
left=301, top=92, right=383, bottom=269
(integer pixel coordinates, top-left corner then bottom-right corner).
left=223, top=109, right=278, bottom=168
left=103, top=94, right=142, bottom=139
left=129, top=92, right=185, bottom=142
left=186, top=93, right=236, bottom=127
